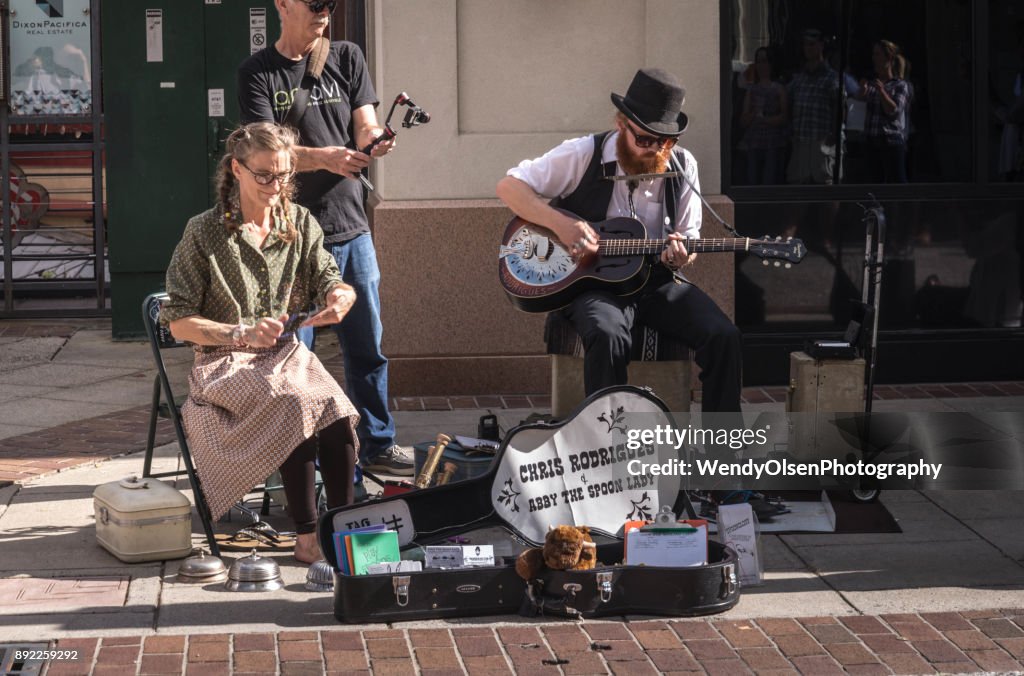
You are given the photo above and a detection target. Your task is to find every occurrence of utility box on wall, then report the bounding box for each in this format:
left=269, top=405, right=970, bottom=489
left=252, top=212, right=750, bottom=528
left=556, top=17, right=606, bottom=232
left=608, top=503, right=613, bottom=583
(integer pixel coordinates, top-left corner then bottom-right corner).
left=103, top=1, right=277, bottom=338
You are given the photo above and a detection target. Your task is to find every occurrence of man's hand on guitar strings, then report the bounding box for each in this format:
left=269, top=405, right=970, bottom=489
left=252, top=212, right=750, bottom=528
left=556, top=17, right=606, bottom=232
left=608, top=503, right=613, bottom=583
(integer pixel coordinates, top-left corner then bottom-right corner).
left=661, top=232, right=694, bottom=270
left=565, top=219, right=600, bottom=258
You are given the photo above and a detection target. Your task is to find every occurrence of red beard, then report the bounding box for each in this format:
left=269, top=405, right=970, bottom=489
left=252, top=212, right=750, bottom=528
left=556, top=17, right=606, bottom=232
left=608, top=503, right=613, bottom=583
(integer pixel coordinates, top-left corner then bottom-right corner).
left=616, top=129, right=673, bottom=176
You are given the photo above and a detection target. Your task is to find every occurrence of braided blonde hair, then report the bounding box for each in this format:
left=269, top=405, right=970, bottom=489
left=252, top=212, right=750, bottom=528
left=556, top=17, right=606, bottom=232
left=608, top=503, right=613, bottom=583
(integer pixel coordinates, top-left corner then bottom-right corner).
left=215, top=122, right=299, bottom=243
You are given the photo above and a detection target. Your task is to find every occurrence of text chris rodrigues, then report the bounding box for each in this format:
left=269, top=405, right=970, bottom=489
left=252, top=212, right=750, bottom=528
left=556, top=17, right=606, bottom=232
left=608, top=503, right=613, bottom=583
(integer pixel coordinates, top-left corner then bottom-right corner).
left=625, top=424, right=769, bottom=451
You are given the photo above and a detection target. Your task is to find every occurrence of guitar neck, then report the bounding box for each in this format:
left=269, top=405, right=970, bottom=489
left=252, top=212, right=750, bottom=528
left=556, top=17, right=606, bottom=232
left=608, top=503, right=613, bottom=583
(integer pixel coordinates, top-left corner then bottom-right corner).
left=599, top=238, right=752, bottom=256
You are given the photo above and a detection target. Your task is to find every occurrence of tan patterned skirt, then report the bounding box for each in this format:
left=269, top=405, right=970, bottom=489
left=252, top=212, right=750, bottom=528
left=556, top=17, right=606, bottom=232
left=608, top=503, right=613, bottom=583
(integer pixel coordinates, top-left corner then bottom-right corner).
left=181, top=340, right=359, bottom=521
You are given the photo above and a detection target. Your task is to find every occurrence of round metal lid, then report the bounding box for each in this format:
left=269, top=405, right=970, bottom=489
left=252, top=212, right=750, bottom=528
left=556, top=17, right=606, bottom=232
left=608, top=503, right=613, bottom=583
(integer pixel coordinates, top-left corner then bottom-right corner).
left=305, top=559, right=334, bottom=592
left=227, top=550, right=282, bottom=583
left=177, top=551, right=228, bottom=581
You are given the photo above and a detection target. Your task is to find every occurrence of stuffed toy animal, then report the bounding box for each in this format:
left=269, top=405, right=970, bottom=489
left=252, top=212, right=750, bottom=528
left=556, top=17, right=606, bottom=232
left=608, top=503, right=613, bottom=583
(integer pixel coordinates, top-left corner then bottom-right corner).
left=515, top=525, right=597, bottom=580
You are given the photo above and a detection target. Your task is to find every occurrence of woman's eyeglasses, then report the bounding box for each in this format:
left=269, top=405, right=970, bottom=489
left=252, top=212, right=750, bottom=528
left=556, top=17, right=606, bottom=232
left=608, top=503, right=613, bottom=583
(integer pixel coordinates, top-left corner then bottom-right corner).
left=238, top=160, right=294, bottom=186
left=296, top=0, right=337, bottom=14
left=624, top=124, right=678, bottom=150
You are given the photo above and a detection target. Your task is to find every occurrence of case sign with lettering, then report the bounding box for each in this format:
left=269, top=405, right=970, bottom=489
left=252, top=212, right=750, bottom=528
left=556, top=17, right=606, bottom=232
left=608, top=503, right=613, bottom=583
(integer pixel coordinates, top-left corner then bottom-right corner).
left=490, top=389, right=679, bottom=545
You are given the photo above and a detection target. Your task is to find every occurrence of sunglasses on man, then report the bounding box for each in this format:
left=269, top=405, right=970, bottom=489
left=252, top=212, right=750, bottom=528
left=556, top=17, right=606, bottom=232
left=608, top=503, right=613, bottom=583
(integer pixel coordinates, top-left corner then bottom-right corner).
left=295, top=0, right=337, bottom=14
left=623, top=123, right=678, bottom=150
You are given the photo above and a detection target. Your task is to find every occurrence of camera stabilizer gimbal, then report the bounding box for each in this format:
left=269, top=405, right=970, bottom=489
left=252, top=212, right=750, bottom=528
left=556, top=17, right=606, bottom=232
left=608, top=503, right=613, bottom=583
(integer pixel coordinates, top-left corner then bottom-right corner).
left=357, top=92, right=430, bottom=191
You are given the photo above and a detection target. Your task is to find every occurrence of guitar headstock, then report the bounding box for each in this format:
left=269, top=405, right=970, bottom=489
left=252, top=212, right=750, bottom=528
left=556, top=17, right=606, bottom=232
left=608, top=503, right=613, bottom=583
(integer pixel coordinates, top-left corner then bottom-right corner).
left=751, top=236, right=806, bottom=268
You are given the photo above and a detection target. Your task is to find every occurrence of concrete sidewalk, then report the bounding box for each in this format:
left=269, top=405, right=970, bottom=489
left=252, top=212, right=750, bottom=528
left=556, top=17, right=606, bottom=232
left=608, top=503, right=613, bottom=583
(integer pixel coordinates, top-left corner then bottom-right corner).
left=2, top=321, right=1024, bottom=674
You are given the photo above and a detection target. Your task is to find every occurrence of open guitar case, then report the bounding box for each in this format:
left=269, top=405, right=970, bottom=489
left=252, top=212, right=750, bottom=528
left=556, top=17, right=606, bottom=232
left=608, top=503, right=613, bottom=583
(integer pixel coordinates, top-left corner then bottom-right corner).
left=318, top=385, right=740, bottom=623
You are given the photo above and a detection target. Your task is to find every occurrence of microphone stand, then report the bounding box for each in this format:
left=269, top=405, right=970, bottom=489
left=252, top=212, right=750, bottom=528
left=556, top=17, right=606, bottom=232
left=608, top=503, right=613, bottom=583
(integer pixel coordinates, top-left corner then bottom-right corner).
left=860, top=196, right=886, bottom=415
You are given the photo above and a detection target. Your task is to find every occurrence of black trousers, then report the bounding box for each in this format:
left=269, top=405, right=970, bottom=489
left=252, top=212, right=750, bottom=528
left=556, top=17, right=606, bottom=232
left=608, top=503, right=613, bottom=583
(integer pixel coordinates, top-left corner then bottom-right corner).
left=563, top=270, right=743, bottom=413
left=278, top=419, right=356, bottom=534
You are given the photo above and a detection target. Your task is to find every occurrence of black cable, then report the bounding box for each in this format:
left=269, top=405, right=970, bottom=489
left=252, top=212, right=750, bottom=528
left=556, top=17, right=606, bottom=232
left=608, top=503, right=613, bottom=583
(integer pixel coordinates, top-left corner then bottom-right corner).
left=670, top=152, right=742, bottom=236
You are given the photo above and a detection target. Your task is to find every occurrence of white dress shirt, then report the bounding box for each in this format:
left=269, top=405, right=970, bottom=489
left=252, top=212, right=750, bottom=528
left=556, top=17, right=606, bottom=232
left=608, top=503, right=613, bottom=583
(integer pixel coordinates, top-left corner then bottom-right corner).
left=507, top=131, right=702, bottom=240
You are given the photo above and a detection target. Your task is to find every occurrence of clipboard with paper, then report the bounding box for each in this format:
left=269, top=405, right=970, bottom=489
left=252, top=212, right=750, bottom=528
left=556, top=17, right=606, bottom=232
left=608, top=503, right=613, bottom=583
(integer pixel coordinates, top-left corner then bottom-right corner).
left=625, top=517, right=709, bottom=567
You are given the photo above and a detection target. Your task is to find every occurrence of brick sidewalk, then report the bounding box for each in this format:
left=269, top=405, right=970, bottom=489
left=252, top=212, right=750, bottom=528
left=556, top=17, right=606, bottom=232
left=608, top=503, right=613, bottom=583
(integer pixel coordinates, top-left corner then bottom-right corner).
left=0, top=406, right=177, bottom=486
left=11, top=609, right=1020, bottom=675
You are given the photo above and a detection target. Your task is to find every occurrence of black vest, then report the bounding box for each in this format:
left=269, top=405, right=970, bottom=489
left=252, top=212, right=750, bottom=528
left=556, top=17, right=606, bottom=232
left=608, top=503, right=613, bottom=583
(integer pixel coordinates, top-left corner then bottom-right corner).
left=552, top=131, right=690, bottom=236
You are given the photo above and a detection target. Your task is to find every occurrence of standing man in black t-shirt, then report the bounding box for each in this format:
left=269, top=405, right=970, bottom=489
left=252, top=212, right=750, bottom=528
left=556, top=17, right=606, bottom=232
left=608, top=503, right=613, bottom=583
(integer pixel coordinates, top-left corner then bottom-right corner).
left=238, top=0, right=413, bottom=475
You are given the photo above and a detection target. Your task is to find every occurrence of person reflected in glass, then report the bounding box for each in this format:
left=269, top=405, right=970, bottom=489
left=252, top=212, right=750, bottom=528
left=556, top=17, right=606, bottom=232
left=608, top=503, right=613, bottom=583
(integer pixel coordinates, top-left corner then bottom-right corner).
left=858, top=40, right=913, bottom=183
left=996, top=32, right=1024, bottom=182
left=740, top=47, right=789, bottom=184
left=787, top=29, right=841, bottom=185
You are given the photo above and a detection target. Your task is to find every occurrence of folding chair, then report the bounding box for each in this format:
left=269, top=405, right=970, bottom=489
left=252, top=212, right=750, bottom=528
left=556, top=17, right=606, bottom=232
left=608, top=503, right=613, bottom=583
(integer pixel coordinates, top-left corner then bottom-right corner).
left=141, top=292, right=222, bottom=556
left=141, top=294, right=274, bottom=520
left=142, top=293, right=339, bottom=553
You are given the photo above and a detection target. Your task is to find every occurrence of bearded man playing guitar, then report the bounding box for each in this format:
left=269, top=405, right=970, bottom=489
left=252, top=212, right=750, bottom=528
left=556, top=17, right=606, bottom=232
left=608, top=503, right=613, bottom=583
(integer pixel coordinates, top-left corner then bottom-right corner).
left=496, top=68, right=742, bottom=413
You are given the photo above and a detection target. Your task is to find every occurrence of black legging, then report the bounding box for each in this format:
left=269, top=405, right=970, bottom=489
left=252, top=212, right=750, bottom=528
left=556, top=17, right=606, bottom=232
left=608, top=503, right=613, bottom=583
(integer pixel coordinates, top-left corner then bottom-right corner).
left=278, top=419, right=356, bottom=534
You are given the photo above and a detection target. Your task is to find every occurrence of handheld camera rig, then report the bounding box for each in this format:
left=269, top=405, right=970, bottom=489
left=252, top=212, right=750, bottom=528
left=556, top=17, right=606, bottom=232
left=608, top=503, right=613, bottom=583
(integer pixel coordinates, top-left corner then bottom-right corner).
left=357, top=92, right=431, bottom=191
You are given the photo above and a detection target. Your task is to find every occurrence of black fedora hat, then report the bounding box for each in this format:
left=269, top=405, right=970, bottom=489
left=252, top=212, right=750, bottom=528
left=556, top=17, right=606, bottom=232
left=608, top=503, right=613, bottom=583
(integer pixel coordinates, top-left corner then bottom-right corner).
left=611, top=67, right=689, bottom=136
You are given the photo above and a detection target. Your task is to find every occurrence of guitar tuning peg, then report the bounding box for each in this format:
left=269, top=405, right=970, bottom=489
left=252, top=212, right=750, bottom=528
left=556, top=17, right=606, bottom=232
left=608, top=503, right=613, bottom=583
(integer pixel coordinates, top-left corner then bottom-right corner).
left=775, top=236, right=781, bottom=241
left=773, top=261, right=781, bottom=267
left=786, top=237, right=792, bottom=242
left=762, top=259, right=769, bottom=266
left=784, top=263, right=792, bottom=269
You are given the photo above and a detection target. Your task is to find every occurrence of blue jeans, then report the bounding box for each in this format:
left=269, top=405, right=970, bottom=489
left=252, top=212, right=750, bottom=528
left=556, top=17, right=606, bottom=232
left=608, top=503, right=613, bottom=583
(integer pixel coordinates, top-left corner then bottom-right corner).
left=299, top=233, right=395, bottom=463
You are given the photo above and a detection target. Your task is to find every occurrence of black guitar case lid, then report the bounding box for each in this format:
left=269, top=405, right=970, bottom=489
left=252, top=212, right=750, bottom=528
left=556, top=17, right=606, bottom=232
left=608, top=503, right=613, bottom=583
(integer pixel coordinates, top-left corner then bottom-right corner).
left=318, top=385, right=739, bottom=622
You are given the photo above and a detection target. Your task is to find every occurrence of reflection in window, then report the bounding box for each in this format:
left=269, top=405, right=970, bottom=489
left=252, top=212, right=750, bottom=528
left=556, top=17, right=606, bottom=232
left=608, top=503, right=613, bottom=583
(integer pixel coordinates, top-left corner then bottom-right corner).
left=989, top=0, right=1024, bottom=182
left=730, top=0, right=972, bottom=185
left=735, top=199, right=1023, bottom=331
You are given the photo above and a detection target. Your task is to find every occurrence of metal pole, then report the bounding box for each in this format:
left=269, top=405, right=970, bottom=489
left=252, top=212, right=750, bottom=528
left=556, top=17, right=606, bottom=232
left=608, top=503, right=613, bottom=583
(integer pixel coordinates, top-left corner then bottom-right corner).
left=1, top=0, right=12, bottom=314
left=2, top=143, right=11, bottom=314
left=860, top=198, right=885, bottom=414
left=833, top=0, right=852, bottom=186
left=90, top=0, right=105, bottom=309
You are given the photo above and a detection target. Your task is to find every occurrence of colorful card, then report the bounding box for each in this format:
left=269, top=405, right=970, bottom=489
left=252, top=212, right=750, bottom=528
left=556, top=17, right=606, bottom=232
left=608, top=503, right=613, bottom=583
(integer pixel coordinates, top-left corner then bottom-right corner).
left=332, top=524, right=387, bottom=575
left=349, top=530, right=401, bottom=576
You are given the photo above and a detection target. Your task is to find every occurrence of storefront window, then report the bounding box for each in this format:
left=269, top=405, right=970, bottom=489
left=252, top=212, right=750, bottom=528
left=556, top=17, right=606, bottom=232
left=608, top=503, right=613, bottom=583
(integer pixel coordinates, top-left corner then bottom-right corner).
left=735, top=198, right=1023, bottom=332
left=729, top=0, right=972, bottom=185
left=8, top=0, right=92, bottom=117
left=989, top=0, right=1024, bottom=182
left=727, top=0, right=1024, bottom=340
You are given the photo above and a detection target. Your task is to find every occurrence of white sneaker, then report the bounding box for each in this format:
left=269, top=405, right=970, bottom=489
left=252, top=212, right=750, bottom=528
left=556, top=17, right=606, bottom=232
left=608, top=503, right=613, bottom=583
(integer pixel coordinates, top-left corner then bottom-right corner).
left=363, top=445, right=415, bottom=476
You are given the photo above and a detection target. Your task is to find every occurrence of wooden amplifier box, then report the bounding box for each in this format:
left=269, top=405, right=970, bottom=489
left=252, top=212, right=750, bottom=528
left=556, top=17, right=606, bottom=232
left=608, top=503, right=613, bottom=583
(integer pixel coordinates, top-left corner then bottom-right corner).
left=785, top=351, right=865, bottom=457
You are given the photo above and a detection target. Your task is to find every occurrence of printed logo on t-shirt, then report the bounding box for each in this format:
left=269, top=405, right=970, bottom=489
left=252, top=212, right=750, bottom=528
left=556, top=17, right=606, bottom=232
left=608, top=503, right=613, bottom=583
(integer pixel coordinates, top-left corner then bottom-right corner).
left=272, top=73, right=345, bottom=112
